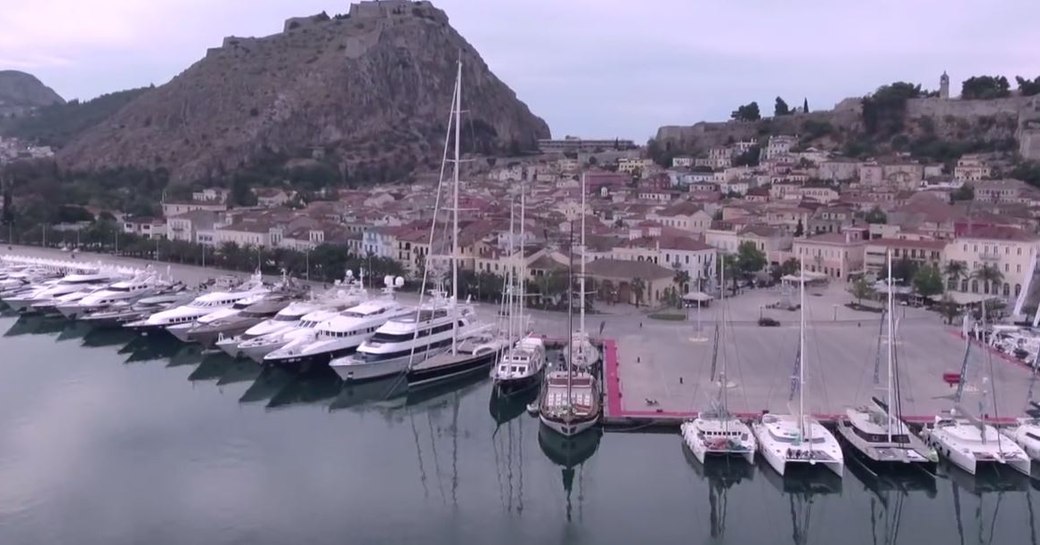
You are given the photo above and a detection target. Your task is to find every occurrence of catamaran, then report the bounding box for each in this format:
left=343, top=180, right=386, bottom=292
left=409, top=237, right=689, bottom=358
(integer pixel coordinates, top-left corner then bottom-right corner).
left=682, top=259, right=756, bottom=464
left=752, top=261, right=844, bottom=476
left=836, top=250, right=936, bottom=466
left=919, top=305, right=1030, bottom=475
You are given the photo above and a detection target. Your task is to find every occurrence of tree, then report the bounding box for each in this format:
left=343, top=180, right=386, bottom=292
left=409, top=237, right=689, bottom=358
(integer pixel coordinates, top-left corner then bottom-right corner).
left=951, top=184, right=974, bottom=201
left=938, top=295, right=961, bottom=325
left=1016, top=75, right=1040, bottom=97
left=891, top=257, right=918, bottom=285
left=943, top=260, right=967, bottom=291
left=803, top=97, right=809, bottom=113
left=973, top=264, right=1004, bottom=295
left=732, top=146, right=761, bottom=167
left=912, top=264, right=944, bottom=298
left=961, top=75, right=1011, bottom=100
left=774, top=97, right=791, bottom=117
left=736, top=241, right=766, bottom=282
left=630, top=277, right=646, bottom=307
left=672, top=262, right=690, bottom=295
left=848, top=277, right=875, bottom=306
left=780, top=258, right=800, bottom=277
left=862, top=82, right=923, bottom=136
left=864, top=206, right=887, bottom=224
left=730, top=101, right=761, bottom=122
left=793, top=219, right=804, bottom=237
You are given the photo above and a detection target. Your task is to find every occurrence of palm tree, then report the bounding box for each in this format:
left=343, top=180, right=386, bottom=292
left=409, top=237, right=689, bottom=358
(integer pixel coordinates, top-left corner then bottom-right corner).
left=943, top=260, right=967, bottom=291
left=672, top=262, right=691, bottom=295
left=973, top=263, right=1004, bottom=295
left=631, top=277, right=646, bottom=307
left=938, top=294, right=961, bottom=325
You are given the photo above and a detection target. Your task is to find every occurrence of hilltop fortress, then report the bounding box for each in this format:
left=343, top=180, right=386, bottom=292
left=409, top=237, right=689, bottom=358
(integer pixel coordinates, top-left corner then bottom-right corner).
left=657, top=73, right=1040, bottom=161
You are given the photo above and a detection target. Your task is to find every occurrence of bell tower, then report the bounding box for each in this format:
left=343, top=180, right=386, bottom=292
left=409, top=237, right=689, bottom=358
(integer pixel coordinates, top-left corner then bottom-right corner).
left=940, top=71, right=950, bottom=99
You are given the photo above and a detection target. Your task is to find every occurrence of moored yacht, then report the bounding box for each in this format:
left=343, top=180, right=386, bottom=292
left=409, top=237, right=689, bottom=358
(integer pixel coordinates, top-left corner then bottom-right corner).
left=182, top=296, right=292, bottom=348
left=237, top=308, right=340, bottom=363
left=215, top=300, right=321, bottom=358
left=836, top=252, right=936, bottom=467
left=920, top=408, right=1030, bottom=475
left=682, top=262, right=756, bottom=465
left=752, top=263, right=843, bottom=477
left=539, top=369, right=600, bottom=437
left=124, top=273, right=266, bottom=334
left=81, top=289, right=195, bottom=328
left=7, top=269, right=125, bottom=313
left=166, top=290, right=271, bottom=343
left=272, top=280, right=411, bottom=372
left=58, top=272, right=170, bottom=319
left=1009, top=415, right=1040, bottom=461
left=492, top=336, right=546, bottom=391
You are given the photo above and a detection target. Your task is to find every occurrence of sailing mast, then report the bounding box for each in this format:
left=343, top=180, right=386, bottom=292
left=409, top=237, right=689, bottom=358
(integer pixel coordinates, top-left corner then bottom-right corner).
left=519, top=185, right=526, bottom=338
left=507, top=200, right=516, bottom=346
left=886, top=249, right=895, bottom=443
left=451, top=59, right=461, bottom=356
left=719, top=254, right=728, bottom=418
left=580, top=173, right=587, bottom=341
left=566, top=215, right=575, bottom=417
left=799, top=258, right=807, bottom=440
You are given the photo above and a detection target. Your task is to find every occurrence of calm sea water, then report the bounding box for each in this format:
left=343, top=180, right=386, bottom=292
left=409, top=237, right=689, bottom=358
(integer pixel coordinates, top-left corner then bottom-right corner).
left=0, top=311, right=1038, bottom=545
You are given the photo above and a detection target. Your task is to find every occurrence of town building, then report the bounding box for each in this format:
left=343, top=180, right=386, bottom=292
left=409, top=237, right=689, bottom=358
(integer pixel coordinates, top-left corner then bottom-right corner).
left=792, top=229, right=868, bottom=281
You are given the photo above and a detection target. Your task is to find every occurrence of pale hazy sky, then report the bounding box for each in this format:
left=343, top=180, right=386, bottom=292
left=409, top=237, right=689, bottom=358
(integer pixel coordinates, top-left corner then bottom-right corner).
left=1, top=0, right=1037, bottom=140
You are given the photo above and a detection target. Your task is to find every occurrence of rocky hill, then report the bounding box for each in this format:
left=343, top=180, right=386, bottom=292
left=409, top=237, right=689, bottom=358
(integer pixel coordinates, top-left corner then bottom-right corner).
left=57, top=0, right=550, bottom=184
left=0, top=71, right=64, bottom=117
left=0, top=87, right=150, bottom=148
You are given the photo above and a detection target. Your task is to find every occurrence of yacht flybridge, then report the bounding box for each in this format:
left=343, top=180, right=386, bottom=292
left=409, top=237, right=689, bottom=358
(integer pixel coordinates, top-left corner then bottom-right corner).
left=682, top=260, right=756, bottom=465
left=836, top=251, right=936, bottom=466
left=752, top=261, right=843, bottom=476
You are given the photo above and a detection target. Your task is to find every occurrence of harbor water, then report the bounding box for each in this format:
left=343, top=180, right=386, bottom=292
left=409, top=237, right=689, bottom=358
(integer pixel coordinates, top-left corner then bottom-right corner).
left=1, top=311, right=1038, bottom=545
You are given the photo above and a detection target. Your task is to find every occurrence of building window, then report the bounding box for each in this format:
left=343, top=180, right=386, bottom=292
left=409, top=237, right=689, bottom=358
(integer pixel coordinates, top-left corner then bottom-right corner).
left=1016, top=284, right=1022, bottom=296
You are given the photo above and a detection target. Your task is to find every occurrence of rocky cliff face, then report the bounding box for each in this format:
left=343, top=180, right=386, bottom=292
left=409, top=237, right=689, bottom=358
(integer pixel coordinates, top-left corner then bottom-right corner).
left=58, top=1, right=550, bottom=183
left=0, top=71, right=65, bottom=117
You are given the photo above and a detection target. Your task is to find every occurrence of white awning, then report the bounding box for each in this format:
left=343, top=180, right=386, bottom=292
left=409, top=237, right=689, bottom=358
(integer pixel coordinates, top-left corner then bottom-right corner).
left=683, top=291, right=713, bottom=302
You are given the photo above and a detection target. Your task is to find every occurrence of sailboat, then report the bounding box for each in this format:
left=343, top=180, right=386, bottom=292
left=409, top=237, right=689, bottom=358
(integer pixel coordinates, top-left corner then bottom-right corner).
left=751, top=259, right=844, bottom=476
left=681, top=257, right=756, bottom=464
left=562, top=172, right=600, bottom=372
left=836, top=249, right=936, bottom=466
left=402, top=59, right=507, bottom=388
left=919, top=303, right=1030, bottom=475
left=491, top=187, right=545, bottom=391
left=539, top=184, right=601, bottom=437
left=1007, top=351, right=1040, bottom=462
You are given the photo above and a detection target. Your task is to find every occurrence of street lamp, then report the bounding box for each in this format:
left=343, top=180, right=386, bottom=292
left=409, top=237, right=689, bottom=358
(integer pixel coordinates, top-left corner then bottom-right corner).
left=305, top=248, right=310, bottom=282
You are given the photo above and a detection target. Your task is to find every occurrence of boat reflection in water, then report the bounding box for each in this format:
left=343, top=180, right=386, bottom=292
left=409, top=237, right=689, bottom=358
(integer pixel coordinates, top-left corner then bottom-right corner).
left=267, top=366, right=343, bottom=409
left=329, top=375, right=407, bottom=412
left=848, top=458, right=937, bottom=545
left=940, top=459, right=1034, bottom=545
left=215, top=358, right=264, bottom=386
left=166, top=344, right=204, bottom=368
left=488, top=384, right=538, bottom=426
left=3, top=315, right=65, bottom=337
left=56, top=320, right=91, bottom=342
left=121, top=335, right=182, bottom=363
left=188, top=352, right=238, bottom=382
left=81, top=327, right=135, bottom=348
left=239, top=366, right=296, bottom=404
left=758, top=460, right=842, bottom=545
left=538, top=426, right=602, bottom=522
left=682, top=446, right=754, bottom=539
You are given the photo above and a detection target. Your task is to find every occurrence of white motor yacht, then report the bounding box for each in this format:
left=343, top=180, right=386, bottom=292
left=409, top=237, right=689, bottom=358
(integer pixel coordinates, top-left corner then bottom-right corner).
left=241, top=308, right=340, bottom=363
left=920, top=409, right=1030, bottom=475
left=215, top=300, right=321, bottom=358
left=752, top=263, right=844, bottom=477
left=7, top=270, right=125, bottom=313
left=166, top=291, right=270, bottom=343
left=58, top=272, right=169, bottom=319
left=1009, top=416, right=1040, bottom=461
left=80, top=289, right=195, bottom=328
left=124, top=273, right=266, bottom=335
left=329, top=292, right=468, bottom=382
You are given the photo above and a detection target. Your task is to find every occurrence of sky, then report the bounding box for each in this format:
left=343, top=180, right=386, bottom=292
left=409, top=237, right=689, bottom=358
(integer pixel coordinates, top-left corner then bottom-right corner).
left=1, top=0, right=1038, bottom=141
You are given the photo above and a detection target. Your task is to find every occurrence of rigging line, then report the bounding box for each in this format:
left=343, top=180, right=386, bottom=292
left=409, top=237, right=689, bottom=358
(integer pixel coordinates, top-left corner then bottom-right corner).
left=409, top=412, right=430, bottom=499
left=491, top=418, right=506, bottom=510
left=427, top=411, right=447, bottom=504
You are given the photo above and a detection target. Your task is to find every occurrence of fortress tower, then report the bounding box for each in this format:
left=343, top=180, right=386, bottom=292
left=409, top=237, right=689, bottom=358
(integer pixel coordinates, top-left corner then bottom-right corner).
left=940, top=71, right=950, bottom=99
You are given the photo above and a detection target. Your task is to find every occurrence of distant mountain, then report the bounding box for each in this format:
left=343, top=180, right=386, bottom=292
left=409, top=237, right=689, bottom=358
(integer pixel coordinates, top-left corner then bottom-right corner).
left=0, top=70, right=64, bottom=117
left=58, top=1, right=551, bottom=184
left=0, top=87, right=151, bottom=148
